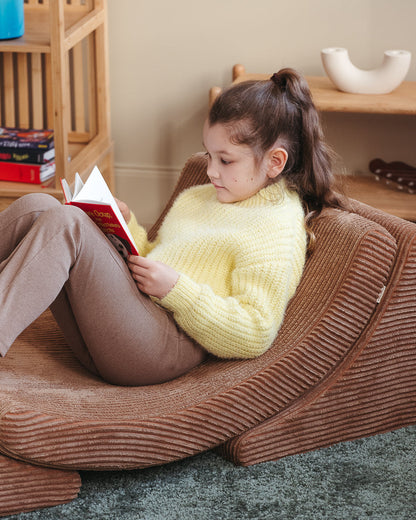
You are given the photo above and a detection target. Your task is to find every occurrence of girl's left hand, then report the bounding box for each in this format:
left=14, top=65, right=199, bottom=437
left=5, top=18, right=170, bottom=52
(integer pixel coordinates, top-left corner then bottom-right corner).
left=114, top=197, right=131, bottom=224
left=127, top=255, right=179, bottom=299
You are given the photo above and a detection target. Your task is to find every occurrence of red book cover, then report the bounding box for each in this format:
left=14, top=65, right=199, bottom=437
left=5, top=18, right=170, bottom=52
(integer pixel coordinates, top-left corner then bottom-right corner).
left=69, top=201, right=139, bottom=257
left=0, top=160, right=55, bottom=184
left=61, top=166, right=139, bottom=258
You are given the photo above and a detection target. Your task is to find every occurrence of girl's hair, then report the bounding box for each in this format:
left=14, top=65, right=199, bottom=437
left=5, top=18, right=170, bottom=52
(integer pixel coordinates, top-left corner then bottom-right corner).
left=209, top=68, right=347, bottom=250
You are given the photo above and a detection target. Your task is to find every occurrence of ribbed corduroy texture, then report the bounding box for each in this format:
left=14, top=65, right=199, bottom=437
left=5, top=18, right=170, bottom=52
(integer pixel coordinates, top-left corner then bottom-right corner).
left=0, top=153, right=415, bottom=517
left=0, top=453, right=80, bottom=517
left=217, top=199, right=416, bottom=466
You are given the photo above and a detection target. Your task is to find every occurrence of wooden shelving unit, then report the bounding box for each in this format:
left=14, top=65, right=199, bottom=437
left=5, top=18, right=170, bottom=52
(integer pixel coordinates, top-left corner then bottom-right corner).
left=210, top=64, right=416, bottom=220
left=0, top=0, right=113, bottom=210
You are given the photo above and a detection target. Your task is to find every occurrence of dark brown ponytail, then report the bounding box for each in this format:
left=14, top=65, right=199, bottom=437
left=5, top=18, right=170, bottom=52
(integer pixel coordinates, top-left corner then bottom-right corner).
left=209, top=69, right=347, bottom=249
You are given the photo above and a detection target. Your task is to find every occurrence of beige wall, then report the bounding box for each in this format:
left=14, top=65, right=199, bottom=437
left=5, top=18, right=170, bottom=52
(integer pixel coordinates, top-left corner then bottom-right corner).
left=107, top=0, right=416, bottom=227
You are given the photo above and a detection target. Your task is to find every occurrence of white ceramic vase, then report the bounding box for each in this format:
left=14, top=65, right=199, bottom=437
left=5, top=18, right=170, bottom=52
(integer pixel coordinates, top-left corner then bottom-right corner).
left=321, top=47, right=411, bottom=94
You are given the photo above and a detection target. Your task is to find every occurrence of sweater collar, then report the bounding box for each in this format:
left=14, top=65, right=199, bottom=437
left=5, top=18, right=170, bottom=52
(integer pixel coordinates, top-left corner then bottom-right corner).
left=235, top=180, right=288, bottom=208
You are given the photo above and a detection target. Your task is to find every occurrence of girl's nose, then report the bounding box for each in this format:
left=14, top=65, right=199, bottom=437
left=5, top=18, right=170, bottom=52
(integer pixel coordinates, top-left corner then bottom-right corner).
left=207, top=163, right=219, bottom=179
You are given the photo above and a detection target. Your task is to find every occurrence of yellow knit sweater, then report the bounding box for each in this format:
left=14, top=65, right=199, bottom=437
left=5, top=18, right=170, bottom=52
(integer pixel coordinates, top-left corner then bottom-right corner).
left=128, top=181, right=307, bottom=359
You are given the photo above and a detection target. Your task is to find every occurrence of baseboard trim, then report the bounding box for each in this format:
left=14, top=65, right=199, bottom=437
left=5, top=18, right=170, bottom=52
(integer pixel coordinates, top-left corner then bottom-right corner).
left=114, top=163, right=181, bottom=180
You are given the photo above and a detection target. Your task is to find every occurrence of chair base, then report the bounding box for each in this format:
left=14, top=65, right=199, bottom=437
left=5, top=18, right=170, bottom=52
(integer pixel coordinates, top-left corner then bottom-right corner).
left=217, top=356, right=416, bottom=466
left=0, top=453, right=81, bottom=517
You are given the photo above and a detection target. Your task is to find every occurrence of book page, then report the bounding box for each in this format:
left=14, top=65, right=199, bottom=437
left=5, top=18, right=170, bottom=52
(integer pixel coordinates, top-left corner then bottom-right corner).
left=72, top=166, right=128, bottom=229
left=72, top=173, right=84, bottom=198
left=60, top=166, right=139, bottom=256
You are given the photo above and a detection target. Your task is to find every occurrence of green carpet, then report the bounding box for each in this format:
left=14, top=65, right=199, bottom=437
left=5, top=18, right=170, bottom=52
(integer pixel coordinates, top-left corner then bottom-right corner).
left=4, top=425, right=415, bottom=520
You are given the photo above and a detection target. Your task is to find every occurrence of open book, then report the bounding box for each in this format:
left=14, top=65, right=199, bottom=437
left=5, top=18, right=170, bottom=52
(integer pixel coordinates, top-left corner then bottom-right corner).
left=61, top=166, right=139, bottom=258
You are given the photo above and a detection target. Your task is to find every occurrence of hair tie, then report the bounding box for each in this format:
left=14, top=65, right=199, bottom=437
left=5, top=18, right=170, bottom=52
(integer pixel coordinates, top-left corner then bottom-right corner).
left=270, top=72, right=286, bottom=91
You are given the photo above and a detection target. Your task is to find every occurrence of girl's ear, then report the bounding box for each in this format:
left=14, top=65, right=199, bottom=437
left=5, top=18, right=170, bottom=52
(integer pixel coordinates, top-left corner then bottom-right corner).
left=268, top=148, right=288, bottom=178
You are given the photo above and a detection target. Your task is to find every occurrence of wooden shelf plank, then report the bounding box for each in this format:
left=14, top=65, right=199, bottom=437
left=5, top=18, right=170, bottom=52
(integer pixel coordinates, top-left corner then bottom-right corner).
left=0, top=7, right=90, bottom=53
left=233, top=73, right=416, bottom=115
left=308, top=77, right=416, bottom=115
left=0, top=180, right=61, bottom=199
left=342, top=175, right=416, bottom=221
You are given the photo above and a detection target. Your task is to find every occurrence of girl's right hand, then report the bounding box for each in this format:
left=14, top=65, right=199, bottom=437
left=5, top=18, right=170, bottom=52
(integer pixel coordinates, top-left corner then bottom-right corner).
left=127, top=255, right=179, bottom=299
left=115, top=197, right=131, bottom=224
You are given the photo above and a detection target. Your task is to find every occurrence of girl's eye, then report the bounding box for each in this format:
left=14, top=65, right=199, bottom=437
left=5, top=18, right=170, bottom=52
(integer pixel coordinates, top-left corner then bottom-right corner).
left=221, top=159, right=230, bottom=165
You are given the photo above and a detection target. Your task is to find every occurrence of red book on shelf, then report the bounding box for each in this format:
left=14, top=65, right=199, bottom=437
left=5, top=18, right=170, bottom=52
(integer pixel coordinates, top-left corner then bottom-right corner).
left=61, top=166, right=139, bottom=258
left=0, top=160, right=55, bottom=184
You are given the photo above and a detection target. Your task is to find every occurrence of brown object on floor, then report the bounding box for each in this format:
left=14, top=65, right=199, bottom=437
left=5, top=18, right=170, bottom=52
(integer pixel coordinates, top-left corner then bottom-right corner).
left=0, top=153, right=415, bottom=516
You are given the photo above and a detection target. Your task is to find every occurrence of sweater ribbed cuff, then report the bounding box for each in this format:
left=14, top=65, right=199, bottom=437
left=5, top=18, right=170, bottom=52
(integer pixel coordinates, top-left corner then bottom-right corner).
left=159, top=273, right=200, bottom=313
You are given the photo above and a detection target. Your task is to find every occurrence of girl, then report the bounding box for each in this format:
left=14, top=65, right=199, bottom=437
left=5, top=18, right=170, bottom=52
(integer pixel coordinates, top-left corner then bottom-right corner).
left=0, top=68, right=344, bottom=386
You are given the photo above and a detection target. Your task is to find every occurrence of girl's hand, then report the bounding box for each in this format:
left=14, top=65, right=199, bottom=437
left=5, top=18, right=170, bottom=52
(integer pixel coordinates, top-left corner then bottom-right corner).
left=127, top=255, right=179, bottom=299
left=115, top=197, right=131, bottom=224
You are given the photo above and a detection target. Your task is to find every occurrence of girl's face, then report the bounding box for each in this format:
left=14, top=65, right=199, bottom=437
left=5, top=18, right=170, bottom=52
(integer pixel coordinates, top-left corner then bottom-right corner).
left=203, top=121, right=282, bottom=203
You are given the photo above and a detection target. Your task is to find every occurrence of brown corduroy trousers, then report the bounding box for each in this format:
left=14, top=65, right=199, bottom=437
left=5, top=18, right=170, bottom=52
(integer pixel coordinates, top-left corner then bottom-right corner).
left=0, top=193, right=206, bottom=385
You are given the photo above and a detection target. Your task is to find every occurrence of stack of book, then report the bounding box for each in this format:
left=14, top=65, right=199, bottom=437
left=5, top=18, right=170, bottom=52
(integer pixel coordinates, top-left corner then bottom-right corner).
left=0, top=127, right=55, bottom=184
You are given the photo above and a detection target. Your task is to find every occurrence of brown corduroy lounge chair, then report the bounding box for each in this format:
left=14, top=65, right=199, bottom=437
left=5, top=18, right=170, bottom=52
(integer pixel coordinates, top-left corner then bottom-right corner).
left=1, top=153, right=415, bottom=517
